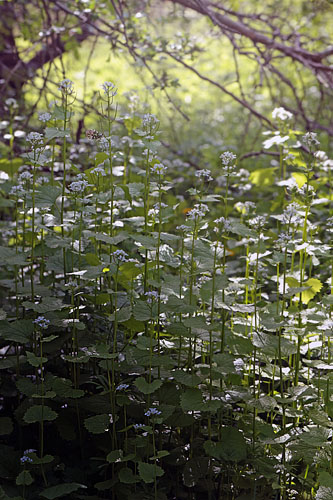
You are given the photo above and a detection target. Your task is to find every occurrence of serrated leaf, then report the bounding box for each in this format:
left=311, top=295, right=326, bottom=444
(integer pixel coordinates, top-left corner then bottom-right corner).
left=40, top=483, right=87, bottom=499
left=106, top=449, right=123, bottom=463
left=26, top=351, right=48, bottom=367
left=51, top=377, right=84, bottom=398
left=16, top=470, right=33, bottom=486
left=118, top=467, right=139, bottom=484
left=138, top=462, right=164, bottom=483
left=0, top=320, right=33, bottom=343
left=134, top=377, right=162, bottom=394
left=35, top=186, right=61, bottom=208
left=172, top=370, right=200, bottom=387
left=180, top=388, right=204, bottom=411
left=132, top=300, right=152, bottom=321
left=204, top=427, right=247, bottom=462
left=23, top=405, right=58, bottom=423
left=84, top=414, right=111, bottom=434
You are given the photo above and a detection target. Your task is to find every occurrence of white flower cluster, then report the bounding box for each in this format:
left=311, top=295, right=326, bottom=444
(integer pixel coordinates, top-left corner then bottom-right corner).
left=282, top=203, right=303, bottom=226
left=302, top=132, right=320, bottom=147
left=187, top=203, right=209, bottom=219
left=220, top=151, right=236, bottom=166
left=195, top=169, right=213, bottom=181
left=58, top=78, right=74, bottom=95
left=91, top=166, right=107, bottom=176
left=263, top=133, right=289, bottom=150
left=38, top=112, right=52, bottom=123
left=145, top=290, right=159, bottom=303
left=150, top=162, right=167, bottom=175
left=26, top=131, right=44, bottom=147
left=69, top=179, right=89, bottom=192
left=101, top=81, right=117, bottom=98
left=214, top=217, right=232, bottom=232
left=272, top=107, right=293, bottom=121
left=112, top=249, right=128, bottom=263
left=248, top=215, right=267, bottom=231
left=19, top=171, right=33, bottom=183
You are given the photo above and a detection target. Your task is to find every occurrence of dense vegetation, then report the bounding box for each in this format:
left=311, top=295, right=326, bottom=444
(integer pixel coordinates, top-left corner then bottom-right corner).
left=1, top=1, right=333, bottom=500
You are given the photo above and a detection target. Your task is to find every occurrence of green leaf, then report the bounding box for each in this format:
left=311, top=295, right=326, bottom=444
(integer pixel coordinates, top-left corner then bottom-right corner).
left=40, top=483, right=87, bottom=499
left=51, top=377, right=84, bottom=398
left=318, top=472, right=333, bottom=489
left=22, top=297, right=66, bottom=313
left=84, top=414, right=111, bottom=434
left=172, top=370, right=201, bottom=387
left=26, top=351, right=48, bottom=367
left=138, top=462, right=164, bottom=484
left=133, top=301, right=152, bottom=321
left=95, top=152, right=109, bottom=166
left=23, top=405, right=58, bottom=423
left=134, top=377, right=162, bottom=395
left=204, top=427, right=247, bottom=462
left=44, top=127, right=70, bottom=140
left=0, top=157, right=23, bottom=175
left=0, top=320, right=33, bottom=343
left=118, top=467, right=139, bottom=484
left=35, top=186, right=61, bottom=208
left=0, top=417, right=13, bottom=435
left=106, top=449, right=123, bottom=463
left=250, top=167, right=277, bottom=186
left=16, top=470, right=33, bottom=486
left=180, top=388, right=204, bottom=411
left=286, top=277, right=322, bottom=304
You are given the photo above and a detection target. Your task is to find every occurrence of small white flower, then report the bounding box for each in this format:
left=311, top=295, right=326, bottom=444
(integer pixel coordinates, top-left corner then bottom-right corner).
left=38, top=112, right=52, bottom=123
left=302, top=132, right=319, bottom=147
left=101, top=81, right=117, bottom=97
left=26, top=132, right=44, bottom=147
left=58, top=78, right=74, bottom=95
left=150, top=162, right=167, bottom=175
left=272, top=107, right=293, bottom=121
left=263, top=134, right=289, bottom=149
left=91, top=166, right=106, bottom=176
left=220, top=151, right=236, bottom=166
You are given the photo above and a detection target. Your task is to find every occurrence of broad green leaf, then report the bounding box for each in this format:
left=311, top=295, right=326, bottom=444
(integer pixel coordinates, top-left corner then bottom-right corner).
left=134, top=377, right=162, bottom=394
left=292, top=172, right=307, bottom=187
left=35, top=186, right=61, bottom=208
left=23, top=405, right=58, bottom=423
left=95, top=152, right=108, bottom=166
left=138, top=462, right=164, bottom=483
left=250, top=167, right=277, bottom=186
left=40, top=483, right=87, bottom=499
left=44, top=127, right=70, bottom=140
left=0, top=157, right=23, bottom=175
left=26, top=351, right=48, bottom=367
left=286, top=277, right=322, bottom=304
left=16, top=470, right=33, bottom=486
left=106, top=449, right=123, bottom=463
left=51, top=377, right=84, bottom=398
left=133, top=300, right=152, bottom=321
left=180, top=388, right=204, bottom=411
left=204, top=427, right=247, bottom=462
left=0, top=320, right=33, bottom=343
left=118, top=467, right=139, bottom=484
left=319, top=472, right=333, bottom=489
left=84, top=414, right=111, bottom=434
left=172, top=370, right=201, bottom=387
